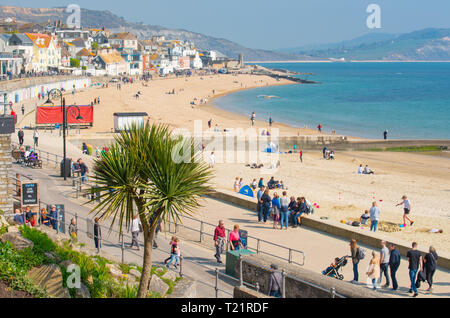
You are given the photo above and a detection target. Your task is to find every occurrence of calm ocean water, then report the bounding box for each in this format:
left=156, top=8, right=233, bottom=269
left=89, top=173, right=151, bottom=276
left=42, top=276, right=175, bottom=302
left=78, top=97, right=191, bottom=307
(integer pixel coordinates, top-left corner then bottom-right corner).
left=214, top=62, right=450, bottom=139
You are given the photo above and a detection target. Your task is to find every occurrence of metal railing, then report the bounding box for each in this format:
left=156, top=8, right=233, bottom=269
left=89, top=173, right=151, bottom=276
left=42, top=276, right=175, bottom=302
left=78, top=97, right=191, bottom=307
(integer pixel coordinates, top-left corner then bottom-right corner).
left=166, top=215, right=306, bottom=267
left=237, top=256, right=344, bottom=298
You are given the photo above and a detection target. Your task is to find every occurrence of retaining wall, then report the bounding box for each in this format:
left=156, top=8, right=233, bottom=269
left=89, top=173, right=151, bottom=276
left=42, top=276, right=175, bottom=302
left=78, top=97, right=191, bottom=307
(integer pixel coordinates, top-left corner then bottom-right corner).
left=208, top=189, right=450, bottom=270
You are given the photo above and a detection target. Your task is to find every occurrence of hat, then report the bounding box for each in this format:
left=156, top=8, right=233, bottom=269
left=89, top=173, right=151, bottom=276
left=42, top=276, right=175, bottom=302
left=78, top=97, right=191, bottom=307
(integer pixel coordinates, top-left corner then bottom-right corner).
left=270, top=264, right=278, bottom=270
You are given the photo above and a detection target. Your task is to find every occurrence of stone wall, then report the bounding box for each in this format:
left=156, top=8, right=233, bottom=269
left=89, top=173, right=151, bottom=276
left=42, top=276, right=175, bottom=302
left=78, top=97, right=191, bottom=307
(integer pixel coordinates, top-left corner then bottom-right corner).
left=0, top=134, right=12, bottom=214
left=234, top=254, right=388, bottom=298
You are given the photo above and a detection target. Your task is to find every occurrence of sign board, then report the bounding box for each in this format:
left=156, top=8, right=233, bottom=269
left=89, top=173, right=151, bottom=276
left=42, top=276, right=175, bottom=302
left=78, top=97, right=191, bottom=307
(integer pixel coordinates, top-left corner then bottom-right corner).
left=239, top=229, right=248, bottom=249
left=21, top=182, right=39, bottom=206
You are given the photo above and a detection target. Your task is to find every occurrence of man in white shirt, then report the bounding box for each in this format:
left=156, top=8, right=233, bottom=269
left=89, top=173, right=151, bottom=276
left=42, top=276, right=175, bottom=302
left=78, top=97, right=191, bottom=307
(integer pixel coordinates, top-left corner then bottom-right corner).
left=130, top=215, right=142, bottom=250
left=363, top=165, right=374, bottom=175
left=396, top=195, right=414, bottom=226
left=33, top=130, right=39, bottom=147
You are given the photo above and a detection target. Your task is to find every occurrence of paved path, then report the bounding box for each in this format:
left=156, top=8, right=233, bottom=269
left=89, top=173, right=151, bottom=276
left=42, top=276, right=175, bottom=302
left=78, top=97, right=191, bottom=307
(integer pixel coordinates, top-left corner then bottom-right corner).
left=11, top=165, right=236, bottom=298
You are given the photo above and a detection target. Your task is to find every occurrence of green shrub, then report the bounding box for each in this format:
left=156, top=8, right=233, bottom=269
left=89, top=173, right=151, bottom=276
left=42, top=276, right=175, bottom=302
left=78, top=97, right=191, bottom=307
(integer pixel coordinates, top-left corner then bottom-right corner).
left=21, top=226, right=57, bottom=254
left=0, top=242, right=47, bottom=297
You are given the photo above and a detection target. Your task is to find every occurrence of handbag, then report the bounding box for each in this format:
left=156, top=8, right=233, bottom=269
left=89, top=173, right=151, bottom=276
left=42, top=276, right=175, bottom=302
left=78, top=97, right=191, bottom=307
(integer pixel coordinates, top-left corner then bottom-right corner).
left=416, top=270, right=426, bottom=288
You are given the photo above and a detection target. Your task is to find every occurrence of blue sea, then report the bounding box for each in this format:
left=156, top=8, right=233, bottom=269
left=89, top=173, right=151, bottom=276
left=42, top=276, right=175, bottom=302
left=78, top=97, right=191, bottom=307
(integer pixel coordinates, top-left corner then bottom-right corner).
left=214, top=62, right=450, bottom=139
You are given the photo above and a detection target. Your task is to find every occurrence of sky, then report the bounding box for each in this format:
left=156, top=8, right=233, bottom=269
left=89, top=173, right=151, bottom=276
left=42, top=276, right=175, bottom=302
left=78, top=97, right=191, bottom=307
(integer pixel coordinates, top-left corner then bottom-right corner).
left=3, top=0, right=450, bottom=50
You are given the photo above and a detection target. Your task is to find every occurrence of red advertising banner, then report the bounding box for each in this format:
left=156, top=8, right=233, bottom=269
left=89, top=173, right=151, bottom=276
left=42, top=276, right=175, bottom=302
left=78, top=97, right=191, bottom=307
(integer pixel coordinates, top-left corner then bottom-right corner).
left=36, top=105, right=94, bottom=125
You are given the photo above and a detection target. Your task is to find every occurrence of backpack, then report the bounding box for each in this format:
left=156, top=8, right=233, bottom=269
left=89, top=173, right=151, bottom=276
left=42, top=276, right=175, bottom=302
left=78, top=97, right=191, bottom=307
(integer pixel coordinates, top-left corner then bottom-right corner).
left=357, top=247, right=366, bottom=260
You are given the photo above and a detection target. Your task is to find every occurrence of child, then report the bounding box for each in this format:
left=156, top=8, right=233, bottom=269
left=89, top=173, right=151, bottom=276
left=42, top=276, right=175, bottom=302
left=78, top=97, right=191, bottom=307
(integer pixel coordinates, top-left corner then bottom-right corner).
left=322, top=257, right=341, bottom=276
left=164, top=236, right=177, bottom=264
left=166, top=238, right=180, bottom=269
left=360, top=210, right=370, bottom=226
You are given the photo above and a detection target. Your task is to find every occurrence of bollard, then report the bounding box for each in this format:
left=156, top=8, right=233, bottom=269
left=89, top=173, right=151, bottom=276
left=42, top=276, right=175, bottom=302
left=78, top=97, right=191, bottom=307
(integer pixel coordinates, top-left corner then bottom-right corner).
left=256, top=282, right=260, bottom=293
left=179, top=255, right=183, bottom=277
left=330, top=287, right=336, bottom=298
left=239, top=255, right=243, bottom=287
left=281, top=269, right=286, bottom=298
left=226, top=230, right=230, bottom=252
left=256, top=239, right=260, bottom=254
left=199, top=221, right=204, bottom=243
left=56, top=208, right=59, bottom=234
left=215, top=268, right=219, bottom=298
left=288, top=249, right=293, bottom=264
left=121, top=234, right=125, bottom=264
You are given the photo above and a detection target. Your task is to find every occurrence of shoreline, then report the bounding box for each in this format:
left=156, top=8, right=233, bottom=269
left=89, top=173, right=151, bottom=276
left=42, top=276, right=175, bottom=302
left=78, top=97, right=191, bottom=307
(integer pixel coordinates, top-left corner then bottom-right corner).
left=247, top=60, right=450, bottom=63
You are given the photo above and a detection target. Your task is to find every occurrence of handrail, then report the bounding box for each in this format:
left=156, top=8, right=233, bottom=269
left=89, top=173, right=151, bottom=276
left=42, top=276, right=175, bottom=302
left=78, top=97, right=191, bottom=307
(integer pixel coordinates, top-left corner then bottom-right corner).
left=166, top=215, right=306, bottom=267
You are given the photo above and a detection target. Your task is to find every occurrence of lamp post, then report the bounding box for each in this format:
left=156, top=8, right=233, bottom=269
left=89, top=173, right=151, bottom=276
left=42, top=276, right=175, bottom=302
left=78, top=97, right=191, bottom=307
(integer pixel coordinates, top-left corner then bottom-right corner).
left=44, top=89, right=83, bottom=181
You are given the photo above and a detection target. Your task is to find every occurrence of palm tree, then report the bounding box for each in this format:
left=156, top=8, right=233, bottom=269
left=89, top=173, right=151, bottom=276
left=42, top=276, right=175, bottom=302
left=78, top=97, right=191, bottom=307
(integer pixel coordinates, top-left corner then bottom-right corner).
left=90, top=123, right=213, bottom=298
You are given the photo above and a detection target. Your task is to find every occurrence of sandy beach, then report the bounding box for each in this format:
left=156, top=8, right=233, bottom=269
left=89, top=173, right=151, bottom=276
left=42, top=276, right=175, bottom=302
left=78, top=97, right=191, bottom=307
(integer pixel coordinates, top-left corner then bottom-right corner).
left=15, top=73, right=450, bottom=253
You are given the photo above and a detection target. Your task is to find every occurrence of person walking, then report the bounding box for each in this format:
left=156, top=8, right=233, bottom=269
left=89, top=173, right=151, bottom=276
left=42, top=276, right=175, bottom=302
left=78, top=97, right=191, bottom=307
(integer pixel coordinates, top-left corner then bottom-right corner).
left=33, top=129, right=39, bottom=147
left=280, top=191, right=290, bottom=230
left=21, top=104, right=25, bottom=115
left=69, top=218, right=78, bottom=242
left=378, top=241, right=390, bottom=287
left=260, top=189, right=272, bottom=224
left=369, top=201, right=381, bottom=232
left=94, top=218, right=102, bottom=251
left=18, top=129, right=24, bottom=146
left=166, top=238, right=180, bottom=269
left=271, top=192, right=281, bottom=229
left=407, top=242, right=423, bottom=297
left=366, top=251, right=381, bottom=291
left=423, top=246, right=438, bottom=293
left=396, top=195, right=414, bottom=226
left=383, top=130, right=388, bottom=140
left=251, top=112, right=256, bottom=126
left=209, top=151, right=215, bottom=168
left=388, top=243, right=401, bottom=291
left=78, top=159, right=89, bottom=183
left=257, top=186, right=265, bottom=223
left=268, top=264, right=283, bottom=298
left=350, top=239, right=360, bottom=284
left=299, top=148, right=303, bottom=163
left=214, top=220, right=226, bottom=263
left=269, top=117, right=273, bottom=127
left=130, top=214, right=142, bottom=250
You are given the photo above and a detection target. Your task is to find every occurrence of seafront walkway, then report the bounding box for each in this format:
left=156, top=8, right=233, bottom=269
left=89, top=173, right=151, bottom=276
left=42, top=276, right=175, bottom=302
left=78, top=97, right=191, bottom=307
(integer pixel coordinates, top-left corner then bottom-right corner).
left=8, top=128, right=450, bottom=298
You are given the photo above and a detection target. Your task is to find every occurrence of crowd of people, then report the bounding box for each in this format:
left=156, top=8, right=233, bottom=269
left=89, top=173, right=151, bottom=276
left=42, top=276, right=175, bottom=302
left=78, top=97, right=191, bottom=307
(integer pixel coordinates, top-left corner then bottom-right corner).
left=346, top=240, right=438, bottom=296
left=256, top=185, right=314, bottom=230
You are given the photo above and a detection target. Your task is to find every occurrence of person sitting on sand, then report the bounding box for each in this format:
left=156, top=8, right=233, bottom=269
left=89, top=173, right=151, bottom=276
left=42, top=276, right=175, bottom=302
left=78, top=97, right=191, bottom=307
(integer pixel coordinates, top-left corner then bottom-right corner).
left=360, top=210, right=370, bottom=225
left=251, top=179, right=258, bottom=190
left=357, top=164, right=363, bottom=174
left=258, top=178, right=265, bottom=188
left=363, top=165, right=374, bottom=175
left=234, top=177, right=240, bottom=192
left=267, top=177, right=276, bottom=190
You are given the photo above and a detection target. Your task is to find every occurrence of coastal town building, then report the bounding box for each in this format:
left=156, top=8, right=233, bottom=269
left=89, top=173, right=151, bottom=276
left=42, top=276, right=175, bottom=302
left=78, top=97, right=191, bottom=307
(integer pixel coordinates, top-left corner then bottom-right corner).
left=25, top=33, right=61, bottom=72
left=92, top=48, right=127, bottom=76
left=0, top=19, right=244, bottom=77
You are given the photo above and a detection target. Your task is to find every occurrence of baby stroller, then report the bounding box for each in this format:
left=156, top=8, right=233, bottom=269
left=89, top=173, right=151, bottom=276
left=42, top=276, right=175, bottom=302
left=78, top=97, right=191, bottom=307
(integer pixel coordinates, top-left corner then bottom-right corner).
left=322, top=256, right=348, bottom=280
